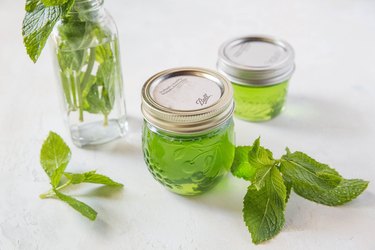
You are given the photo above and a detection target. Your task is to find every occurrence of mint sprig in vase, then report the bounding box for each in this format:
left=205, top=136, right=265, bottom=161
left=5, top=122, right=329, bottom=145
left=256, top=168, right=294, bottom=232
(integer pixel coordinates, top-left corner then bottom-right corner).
left=22, top=0, right=127, bottom=147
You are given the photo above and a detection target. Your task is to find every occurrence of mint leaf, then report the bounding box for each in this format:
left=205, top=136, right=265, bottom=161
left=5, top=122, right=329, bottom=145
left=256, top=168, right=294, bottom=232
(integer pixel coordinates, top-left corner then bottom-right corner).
left=243, top=166, right=286, bottom=244
left=22, top=0, right=74, bottom=62
left=231, top=146, right=255, bottom=181
left=42, top=0, right=69, bottom=6
left=54, top=190, right=97, bottom=221
left=248, top=137, right=275, bottom=168
left=26, top=0, right=39, bottom=11
left=40, top=131, right=71, bottom=187
left=280, top=149, right=342, bottom=190
left=248, top=138, right=276, bottom=189
left=293, top=179, right=369, bottom=206
left=97, top=56, right=116, bottom=109
left=64, top=171, right=124, bottom=187
left=51, top=164, right=68, bottom=188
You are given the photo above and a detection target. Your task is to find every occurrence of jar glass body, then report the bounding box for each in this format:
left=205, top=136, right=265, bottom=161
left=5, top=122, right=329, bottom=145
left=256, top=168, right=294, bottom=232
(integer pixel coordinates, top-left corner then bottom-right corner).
left=51, top=0, right=127, bottom=147
left=232, top=80, right=289, bottom=122
left=142, top=118, right=235, bottom=195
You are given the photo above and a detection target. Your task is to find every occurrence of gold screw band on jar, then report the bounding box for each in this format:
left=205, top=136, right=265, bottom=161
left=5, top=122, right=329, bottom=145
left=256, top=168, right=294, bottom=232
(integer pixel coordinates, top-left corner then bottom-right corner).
left=141, top=67, right=234, bottom=134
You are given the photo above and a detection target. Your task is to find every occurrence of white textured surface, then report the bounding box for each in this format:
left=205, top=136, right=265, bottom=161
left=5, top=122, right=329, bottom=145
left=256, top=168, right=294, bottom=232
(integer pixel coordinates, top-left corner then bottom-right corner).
left=1, top=0, right=375, bottom=249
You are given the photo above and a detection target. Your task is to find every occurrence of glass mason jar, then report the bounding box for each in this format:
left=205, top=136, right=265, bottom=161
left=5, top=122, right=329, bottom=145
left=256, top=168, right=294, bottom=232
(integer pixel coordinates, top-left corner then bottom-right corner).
left=51, top=0, right=127, bottom=147
left=217, top=35, right=295, bottom=122
left=141, top=68, right=235, bottom=195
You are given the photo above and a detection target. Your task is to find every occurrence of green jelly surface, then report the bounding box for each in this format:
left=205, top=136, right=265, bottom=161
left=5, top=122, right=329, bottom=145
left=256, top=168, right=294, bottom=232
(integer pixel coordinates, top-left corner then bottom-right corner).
left=232, top=80, right=289, bottom=121
left=142, top=119, right=235, bottom=195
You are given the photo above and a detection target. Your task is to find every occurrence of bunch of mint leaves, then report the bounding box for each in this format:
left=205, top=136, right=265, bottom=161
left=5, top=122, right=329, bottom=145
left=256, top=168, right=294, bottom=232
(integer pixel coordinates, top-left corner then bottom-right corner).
left=23, top=0, right=118, bottom=124
left=231, top=138, right=369, bottom=244
left=39, top=131, right=123, bottom=220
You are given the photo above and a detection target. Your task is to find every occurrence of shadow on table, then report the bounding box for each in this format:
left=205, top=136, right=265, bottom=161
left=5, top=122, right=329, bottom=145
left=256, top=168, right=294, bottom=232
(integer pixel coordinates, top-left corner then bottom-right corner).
left=180, top=176, right=246, bottom=214
left=82, top=115, right=143, bottom=157
left=74, top=185, right=125, bottom=199
left=340, top=191, right=375, bottom=208
left=261, top=94, right=367, bottom=136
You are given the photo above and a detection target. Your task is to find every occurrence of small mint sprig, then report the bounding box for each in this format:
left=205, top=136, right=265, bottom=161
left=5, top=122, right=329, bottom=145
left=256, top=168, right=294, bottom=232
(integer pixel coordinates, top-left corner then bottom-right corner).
left=231, top=138, right=369, bottom=244
left=39, top=131, right=123, bottom=220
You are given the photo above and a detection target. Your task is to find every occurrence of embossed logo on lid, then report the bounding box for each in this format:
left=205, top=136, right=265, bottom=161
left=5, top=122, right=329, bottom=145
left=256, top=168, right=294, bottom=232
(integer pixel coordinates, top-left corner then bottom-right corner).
left=151, top=75, right=221, bottom=111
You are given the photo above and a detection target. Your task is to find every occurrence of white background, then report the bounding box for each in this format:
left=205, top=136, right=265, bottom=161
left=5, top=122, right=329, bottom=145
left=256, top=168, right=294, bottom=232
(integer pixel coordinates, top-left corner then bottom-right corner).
left=1, top=0, right=375, bottom=249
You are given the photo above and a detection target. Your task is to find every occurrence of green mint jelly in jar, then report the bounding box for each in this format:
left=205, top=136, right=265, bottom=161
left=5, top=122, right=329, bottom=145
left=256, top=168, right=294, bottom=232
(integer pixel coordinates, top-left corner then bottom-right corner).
left=232, top=80, right=288, bottom=121
left=141, top=68, right=235, bottom=195
left=218, top=35, right=295, bottom=122
left=143, top=119, right=234, bottom=195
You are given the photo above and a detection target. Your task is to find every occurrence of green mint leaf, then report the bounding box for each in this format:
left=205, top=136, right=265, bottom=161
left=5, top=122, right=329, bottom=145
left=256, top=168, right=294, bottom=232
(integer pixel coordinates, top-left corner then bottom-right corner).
left=26, top=0, right=39, bottom=11
left=51, top=164, right=68, bottom=188
left=248, top=137, right=275, bottom=168
left=293, top=179, right=369, bottom=206
left=231, top=146, right=256, bottom=181
left=280, top=149, right=342, bottom=190
left=40, top=131, right=71, bottom=187
left=243, top=166, right=286, bottom=244
left=22, top=0, right=74, bottom=62
left=97, top=58, right=116, bottom=110
left=64, top=171, right=124, bottom=187
left=41, top=0, right=69, bottom=7
left=54, top=190, right=97, bottom=221
left=84, top=83, right=107, bottom=114
left=248, top=138, right=276, bottom=190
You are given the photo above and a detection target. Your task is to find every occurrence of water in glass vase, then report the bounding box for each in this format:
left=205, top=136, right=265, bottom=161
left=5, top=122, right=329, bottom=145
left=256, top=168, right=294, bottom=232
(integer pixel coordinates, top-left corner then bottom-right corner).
left=56, top=38, right=127, bottom=147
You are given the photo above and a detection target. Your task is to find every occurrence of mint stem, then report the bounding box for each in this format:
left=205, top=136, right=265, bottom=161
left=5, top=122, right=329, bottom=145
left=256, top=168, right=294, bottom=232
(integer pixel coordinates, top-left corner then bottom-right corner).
left=39, top=180, right=72, bottom=199
left=103, top=113, right=108, bottom=126
left=75, top=72, right=84, bottom=122
left=81, top=48, right=96, bottom=92
left=39, top=190, right=56, bottom=199
left=77, top=48, right=96, bottom=122
left=71, top=73, right=78, bottom=109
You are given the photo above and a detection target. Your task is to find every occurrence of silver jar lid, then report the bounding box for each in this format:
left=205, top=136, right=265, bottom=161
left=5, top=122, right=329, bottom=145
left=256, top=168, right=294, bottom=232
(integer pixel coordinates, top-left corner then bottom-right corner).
left=217, top=35, right=295, bottom=86
left=141, top=67, right=234, bottom=134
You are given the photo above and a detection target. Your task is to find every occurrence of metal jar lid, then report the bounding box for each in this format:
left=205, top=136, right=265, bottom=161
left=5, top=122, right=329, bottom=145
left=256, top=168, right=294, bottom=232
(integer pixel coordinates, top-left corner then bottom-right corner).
left=141, top=67, right=234, bottom=134
left=217, top=35, right=295, bottom=86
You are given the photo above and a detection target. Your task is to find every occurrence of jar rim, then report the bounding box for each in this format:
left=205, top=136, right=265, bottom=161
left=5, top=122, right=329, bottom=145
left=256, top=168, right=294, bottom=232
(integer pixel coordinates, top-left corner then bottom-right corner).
left=141, top=67, right=234, bottom=134
left=69, top=0, right=104, bottom=13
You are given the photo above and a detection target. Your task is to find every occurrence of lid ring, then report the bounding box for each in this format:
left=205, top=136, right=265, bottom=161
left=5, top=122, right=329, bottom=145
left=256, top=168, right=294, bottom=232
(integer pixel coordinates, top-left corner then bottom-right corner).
left=141, top=67, right=234, bottom=134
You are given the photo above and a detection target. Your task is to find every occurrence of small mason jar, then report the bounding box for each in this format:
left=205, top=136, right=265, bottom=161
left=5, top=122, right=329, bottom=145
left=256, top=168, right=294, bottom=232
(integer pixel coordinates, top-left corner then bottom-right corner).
left=217, top=35, right=295, bottom=122
left=141, top=68, right=235, bottom=195
left=51, top=0, right=127, bottom=147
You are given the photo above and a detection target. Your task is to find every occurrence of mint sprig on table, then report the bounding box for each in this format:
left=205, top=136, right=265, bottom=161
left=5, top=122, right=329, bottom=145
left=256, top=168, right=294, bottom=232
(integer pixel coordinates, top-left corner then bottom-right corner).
left=39, top=132, right=123, bottom=220
left=232, top=138, right=369, bottom=244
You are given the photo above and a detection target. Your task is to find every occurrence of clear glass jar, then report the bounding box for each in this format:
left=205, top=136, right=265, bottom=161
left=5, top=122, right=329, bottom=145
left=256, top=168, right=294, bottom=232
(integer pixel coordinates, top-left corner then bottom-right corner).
left=217, top=35, right=295, bottom=122
left=51, top=0, right=127, bottom=147
left=141, top=68, right=235, bottom=195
